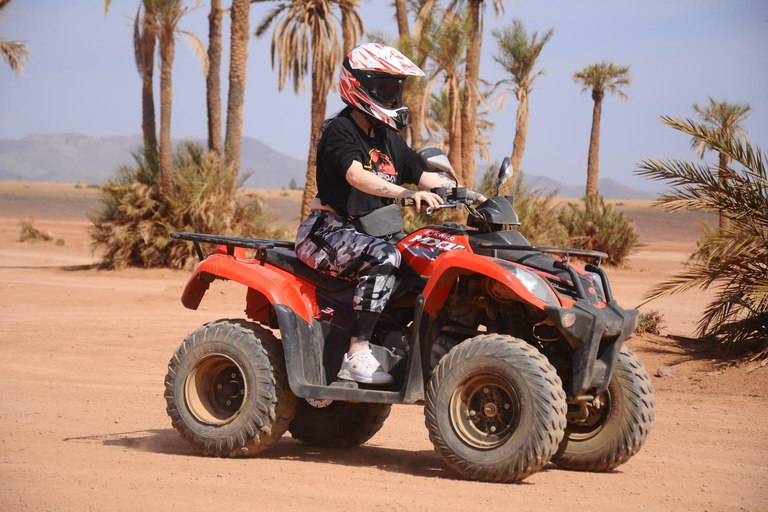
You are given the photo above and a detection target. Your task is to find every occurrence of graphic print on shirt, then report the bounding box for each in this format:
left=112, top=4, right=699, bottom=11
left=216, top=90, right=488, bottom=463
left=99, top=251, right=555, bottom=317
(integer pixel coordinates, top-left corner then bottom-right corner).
left=364, top=148, right=397, bottom=183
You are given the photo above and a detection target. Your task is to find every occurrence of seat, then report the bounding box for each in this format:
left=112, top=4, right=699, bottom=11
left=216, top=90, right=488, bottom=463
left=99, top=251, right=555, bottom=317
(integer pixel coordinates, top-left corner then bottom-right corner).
left=266, top=249, right=356, bottom=292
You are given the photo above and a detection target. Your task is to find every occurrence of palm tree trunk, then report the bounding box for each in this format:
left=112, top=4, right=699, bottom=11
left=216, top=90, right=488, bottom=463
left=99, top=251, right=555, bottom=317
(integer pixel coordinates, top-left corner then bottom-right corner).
left=394, top=0, right=423, bottom=148
left=224, top=0, right=250, bottom=177
left=718, top=151, right=730, bottom=229
left=447, top=73, right=463, bottom=182
left=394, top=0, right=412, bottom=54
left=460, top=0, right=481, bottom=188
left=341, top=3, right=356, bottom=54
left=301, top=74, right=329, bottom=220
left=408, top=77, right=426, bottom=150
left=141, top=4, right=158, bottom=167
left=158, top=32, right=175, bottom=197
left=508, top=87, right=529, bottom=193
left=206, top=0, right=223, bottom=155
left=585, top=95, right=602, bottom=200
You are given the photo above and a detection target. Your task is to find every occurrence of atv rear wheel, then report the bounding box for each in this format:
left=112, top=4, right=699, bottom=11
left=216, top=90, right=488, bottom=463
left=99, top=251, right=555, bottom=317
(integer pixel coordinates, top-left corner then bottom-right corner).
left=552, top=347, right=655, bottom=471
left=289, top=399, right=391, bottom=448
left=425, top=334, right=567, bottom=482
left=165, top=319, right=298, bottom=457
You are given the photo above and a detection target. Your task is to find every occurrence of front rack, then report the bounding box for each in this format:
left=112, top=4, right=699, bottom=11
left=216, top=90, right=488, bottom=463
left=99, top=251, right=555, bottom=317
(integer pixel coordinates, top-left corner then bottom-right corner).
left=170, top=232, right=295, bottom=262
left=475, top=243, right=610, bottom=302
left=474, top=243, right=607, bottom=265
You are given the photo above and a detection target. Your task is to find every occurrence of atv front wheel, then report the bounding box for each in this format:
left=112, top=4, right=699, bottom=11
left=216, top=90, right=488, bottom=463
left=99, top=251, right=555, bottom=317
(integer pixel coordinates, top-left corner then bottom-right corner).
left=289, top=399, right=391, bottom=448
left=165, top=319, right=298, bottom=457
left=552, top=347, right=655, bottom=471
left=425, top=335, right=567, bottom=482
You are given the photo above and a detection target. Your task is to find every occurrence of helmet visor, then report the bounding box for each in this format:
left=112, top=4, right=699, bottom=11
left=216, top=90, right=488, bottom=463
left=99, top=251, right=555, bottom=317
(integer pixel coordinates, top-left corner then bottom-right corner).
left=369, top=76, right=406, bottom=106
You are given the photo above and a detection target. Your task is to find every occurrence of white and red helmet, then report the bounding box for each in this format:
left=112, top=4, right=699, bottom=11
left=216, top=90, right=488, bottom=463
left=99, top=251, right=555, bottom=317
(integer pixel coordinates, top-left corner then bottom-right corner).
left=339, top=43, right=425, bottom=132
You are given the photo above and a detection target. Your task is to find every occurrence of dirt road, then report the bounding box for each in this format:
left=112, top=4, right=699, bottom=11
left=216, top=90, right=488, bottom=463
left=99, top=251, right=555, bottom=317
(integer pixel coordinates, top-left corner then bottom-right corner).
left=1, top=186, right=766, bottom=511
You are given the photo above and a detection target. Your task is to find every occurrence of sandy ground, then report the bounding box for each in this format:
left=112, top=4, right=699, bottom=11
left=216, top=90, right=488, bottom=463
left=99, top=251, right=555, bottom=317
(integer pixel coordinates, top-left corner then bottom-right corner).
left=1, top=182, right=766, bottom=511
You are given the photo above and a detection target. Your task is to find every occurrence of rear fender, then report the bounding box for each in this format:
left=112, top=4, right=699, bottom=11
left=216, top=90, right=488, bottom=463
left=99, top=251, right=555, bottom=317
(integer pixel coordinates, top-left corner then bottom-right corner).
left=421, top=251, right=554, bottom=316
left=181, top=249, right=315, bottom=324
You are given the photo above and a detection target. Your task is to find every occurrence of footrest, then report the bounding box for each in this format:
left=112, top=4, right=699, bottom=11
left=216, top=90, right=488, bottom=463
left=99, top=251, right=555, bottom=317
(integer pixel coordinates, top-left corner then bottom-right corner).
left=330, top=380, right=359, bottom=389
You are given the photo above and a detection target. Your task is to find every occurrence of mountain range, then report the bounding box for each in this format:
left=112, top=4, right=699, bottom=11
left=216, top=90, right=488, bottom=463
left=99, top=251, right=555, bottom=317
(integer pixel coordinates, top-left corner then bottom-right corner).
left=0, top=133, right=655, bottom=199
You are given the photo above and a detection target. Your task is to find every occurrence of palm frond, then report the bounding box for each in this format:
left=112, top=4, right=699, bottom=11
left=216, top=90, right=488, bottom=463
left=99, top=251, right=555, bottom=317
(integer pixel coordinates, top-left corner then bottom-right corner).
left=180, top=30, right=209, bottom=76
left=0, top=39, right=28, bottom=75
left=635, top=117, right=768, bottom=359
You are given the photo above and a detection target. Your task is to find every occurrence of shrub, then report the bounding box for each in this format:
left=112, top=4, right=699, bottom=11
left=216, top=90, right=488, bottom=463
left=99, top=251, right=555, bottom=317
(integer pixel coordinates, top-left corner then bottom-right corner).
left=635, top=310, right=666, bottom=336
left=636, top=116, right=768, bottom=360
left=89, top=141, right=285, bottom=270
left=559, top=195, right=640, bottom=266
left=19, top=217, right=53, bottom=242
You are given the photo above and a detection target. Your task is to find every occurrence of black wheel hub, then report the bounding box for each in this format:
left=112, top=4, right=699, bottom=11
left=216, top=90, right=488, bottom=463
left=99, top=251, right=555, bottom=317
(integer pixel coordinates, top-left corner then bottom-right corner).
left=449, top=373, right=522, bottom=450
left=185, top=354, right=247, bottom=426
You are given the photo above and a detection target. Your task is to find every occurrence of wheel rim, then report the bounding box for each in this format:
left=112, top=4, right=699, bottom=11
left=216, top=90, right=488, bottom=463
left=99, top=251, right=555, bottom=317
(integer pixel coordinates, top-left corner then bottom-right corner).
left=449, top=372, right=522, bottom=450
left=185, top=354, right=247, bottom=426
left=305, top=398, right=334, bottom=409
left=568, top=390, right=612, bottom=440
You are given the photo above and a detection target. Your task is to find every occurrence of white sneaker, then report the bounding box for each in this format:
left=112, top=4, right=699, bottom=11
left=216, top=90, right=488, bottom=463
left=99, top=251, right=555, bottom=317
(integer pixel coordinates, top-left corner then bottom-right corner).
left=337, top=349, right=394, bottom=385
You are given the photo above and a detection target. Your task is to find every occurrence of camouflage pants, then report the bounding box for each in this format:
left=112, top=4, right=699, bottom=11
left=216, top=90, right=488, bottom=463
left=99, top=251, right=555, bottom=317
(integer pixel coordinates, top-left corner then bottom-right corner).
left=295, top=210, right=401, bottom=314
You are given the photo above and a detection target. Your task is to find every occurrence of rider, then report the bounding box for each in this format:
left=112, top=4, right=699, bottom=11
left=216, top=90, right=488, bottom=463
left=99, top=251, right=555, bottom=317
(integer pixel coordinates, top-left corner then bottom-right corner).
left=295, top=43, right=485, bottom=385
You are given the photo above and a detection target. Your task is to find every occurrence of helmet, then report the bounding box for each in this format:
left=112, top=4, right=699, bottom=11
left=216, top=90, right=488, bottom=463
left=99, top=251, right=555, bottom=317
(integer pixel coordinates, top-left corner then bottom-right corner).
left=339, top=43, right=425, bottom=132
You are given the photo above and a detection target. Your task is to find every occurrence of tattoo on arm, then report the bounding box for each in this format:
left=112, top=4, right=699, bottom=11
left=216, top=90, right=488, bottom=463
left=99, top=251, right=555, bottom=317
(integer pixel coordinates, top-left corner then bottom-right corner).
left=375, top=185, right=395, bottom=196
left=466, top=190, right=485, bottom=204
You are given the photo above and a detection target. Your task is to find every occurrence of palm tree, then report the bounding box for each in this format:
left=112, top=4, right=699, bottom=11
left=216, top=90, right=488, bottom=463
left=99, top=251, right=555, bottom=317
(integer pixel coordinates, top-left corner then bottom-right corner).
left=447, top=0, right=505, bottom=189
left=0, top=0, right=29, bottom=75
left=206, top=0, right=223, bottom=155
left=104, top=1, right=159, bottom=167
left=156, top=0, right=207, bottom=196
left=425, top=84, right=495, bottom=171
left=691, top=98, right=752, bottom=229
left=573, top=61, right=630, bottom=200
left=393, top=0, right=437, bottom=150
left=255, top=0, right=363, bottom=220
left=492, top=19, right=553, bottom=192
left=339, top=0, right=360, bottom=54
left=430, top=10, right=468, bottom=182
left=224, top=0, right=250, bottom=175
left=636, top=116, right=768, bottom=360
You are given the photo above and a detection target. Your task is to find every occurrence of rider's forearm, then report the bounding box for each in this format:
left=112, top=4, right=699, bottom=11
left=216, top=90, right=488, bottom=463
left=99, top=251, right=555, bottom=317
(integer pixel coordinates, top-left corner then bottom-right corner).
left=346, top=163, right=417, bottom=199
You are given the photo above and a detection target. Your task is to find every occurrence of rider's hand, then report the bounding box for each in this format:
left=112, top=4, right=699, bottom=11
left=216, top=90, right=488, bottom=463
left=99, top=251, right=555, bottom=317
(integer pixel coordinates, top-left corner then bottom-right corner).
left=402, top=189, right=444, bottom=212
left=467, top=190, right=487, bottom=205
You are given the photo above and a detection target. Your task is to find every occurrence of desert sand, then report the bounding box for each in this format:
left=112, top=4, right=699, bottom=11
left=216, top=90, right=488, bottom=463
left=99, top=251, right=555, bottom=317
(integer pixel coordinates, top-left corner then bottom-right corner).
left=1, top=181, right=766, bottom=511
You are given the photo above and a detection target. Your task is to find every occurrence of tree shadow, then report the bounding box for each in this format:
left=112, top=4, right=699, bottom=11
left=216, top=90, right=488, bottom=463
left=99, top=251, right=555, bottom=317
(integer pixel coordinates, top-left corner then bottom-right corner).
left=636, top=333, right=726, bottom=365
left=0, top=263, right=99, bottom=271
left=65, top=428, right=544, bottom=484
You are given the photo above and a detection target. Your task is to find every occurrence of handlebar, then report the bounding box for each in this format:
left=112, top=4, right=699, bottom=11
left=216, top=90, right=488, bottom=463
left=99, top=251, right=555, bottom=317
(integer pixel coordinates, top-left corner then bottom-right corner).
left=400, top=187, right=471, bottom=216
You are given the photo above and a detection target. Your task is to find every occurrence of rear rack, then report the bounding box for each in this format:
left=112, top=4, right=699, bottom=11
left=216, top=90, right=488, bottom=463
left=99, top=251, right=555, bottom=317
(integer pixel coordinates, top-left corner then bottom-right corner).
left=170, top=232, right=295, bottom=262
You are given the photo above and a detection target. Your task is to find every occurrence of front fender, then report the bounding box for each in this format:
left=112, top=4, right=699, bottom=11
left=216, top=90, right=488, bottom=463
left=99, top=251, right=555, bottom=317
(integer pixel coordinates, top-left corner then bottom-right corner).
left=181, top=252, right=315, bottom=324
left=421, top=250, right=555, bottom=316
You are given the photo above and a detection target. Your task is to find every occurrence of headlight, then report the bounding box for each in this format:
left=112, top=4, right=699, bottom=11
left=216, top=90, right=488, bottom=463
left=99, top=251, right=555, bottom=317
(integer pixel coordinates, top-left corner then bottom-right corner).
left=505, top=264, right=560, bottom=306
left=586, top=272, right=606, bottom=302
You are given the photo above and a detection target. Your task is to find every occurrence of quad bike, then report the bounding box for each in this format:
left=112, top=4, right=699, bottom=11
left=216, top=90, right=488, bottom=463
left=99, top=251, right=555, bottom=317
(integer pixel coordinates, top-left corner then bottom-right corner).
left=164, top=150, right=654, bottom=483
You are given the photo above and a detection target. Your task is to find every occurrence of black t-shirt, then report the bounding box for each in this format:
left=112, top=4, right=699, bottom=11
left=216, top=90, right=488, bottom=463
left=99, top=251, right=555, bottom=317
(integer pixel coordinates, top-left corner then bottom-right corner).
left=315, top=109, right=424, bottom=216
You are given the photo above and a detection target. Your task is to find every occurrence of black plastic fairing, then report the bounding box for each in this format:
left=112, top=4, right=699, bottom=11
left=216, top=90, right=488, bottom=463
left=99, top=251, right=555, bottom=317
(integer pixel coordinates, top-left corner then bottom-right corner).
left=545, top=300, right=639, bottom=396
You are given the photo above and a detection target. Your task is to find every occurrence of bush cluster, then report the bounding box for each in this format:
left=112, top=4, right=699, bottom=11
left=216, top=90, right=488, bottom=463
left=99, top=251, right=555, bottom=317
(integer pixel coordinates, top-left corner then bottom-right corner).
left=475, top=166, right=639, bottom=265
left=89, top=141, right=285, bottom=270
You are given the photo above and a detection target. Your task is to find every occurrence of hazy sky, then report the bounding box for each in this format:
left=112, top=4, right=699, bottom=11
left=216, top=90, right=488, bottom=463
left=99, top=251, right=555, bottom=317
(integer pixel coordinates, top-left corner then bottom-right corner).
left=1, top=0, right=766, bottom=192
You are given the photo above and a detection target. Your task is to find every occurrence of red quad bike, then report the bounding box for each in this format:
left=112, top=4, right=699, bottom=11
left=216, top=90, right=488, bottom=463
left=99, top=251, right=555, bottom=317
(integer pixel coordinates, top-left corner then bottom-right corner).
left=164, top=150, right=654, bottom=483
